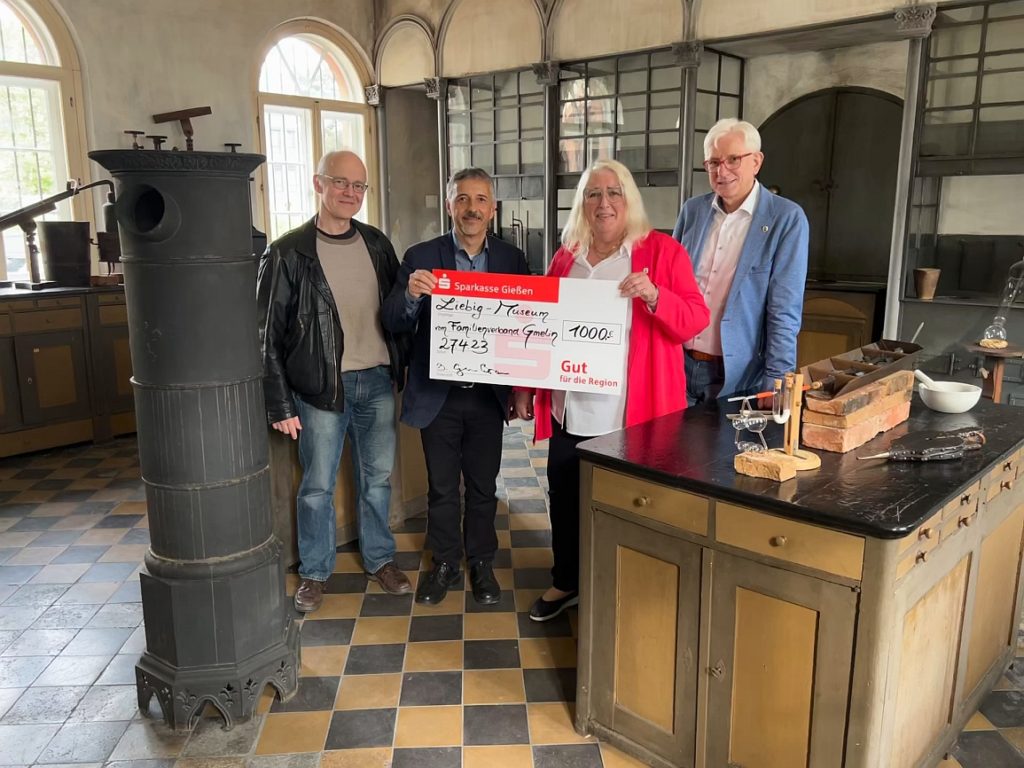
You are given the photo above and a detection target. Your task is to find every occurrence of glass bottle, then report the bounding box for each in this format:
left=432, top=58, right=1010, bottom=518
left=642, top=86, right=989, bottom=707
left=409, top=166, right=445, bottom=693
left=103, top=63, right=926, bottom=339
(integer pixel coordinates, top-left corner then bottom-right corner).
left=982, top=257, right=1024, bottom=344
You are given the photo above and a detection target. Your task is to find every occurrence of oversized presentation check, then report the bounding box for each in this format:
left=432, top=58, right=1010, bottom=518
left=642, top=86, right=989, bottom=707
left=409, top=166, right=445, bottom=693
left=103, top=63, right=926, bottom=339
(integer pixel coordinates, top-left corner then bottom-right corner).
left=429, top=270, right=628, bottom=394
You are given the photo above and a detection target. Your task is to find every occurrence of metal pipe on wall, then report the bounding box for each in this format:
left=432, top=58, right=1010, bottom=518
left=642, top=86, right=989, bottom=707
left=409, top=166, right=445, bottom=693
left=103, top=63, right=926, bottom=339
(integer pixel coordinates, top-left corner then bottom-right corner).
left=884, top=37, right=926, bottom=338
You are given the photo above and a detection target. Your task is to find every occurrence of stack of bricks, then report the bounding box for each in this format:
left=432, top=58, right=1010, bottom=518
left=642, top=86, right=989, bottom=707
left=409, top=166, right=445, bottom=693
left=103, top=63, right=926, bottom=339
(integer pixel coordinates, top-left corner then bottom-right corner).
left=802, top=370, right=915, bottom=453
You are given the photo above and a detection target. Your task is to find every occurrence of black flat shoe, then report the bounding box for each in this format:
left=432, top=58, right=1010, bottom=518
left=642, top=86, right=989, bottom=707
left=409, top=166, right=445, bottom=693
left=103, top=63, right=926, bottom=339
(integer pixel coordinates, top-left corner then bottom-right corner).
left=529, top=591, right=579, bottom=622
left=415, top=562, right=461, bottom=605
left=469, top=560, right=501, bottom=605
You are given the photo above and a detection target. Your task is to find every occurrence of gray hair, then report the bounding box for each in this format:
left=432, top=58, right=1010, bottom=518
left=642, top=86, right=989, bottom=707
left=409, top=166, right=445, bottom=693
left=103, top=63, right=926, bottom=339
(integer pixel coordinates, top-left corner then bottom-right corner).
left=560, top=158, right=651, bottom=254
left=703, top=118, right=762, bottom=160
left=446, top=167, right=494, bottom=202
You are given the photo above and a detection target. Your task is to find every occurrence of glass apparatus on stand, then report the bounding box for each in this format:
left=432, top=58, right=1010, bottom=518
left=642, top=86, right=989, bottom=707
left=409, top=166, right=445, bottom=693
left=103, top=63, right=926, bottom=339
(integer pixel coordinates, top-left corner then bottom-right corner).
left=981, top=257, right=1024, bottom=346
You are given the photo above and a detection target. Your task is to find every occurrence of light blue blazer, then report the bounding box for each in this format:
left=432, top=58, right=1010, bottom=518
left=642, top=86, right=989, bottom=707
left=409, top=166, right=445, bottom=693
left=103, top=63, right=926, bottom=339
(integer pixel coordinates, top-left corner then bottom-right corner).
left=672, top=186, right=809, bottom=397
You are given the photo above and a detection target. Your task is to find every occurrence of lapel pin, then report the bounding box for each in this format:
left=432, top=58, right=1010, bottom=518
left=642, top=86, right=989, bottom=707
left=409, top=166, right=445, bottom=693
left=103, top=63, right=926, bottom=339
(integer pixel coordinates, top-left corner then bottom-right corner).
left=761, top=225, right=769, bottom=233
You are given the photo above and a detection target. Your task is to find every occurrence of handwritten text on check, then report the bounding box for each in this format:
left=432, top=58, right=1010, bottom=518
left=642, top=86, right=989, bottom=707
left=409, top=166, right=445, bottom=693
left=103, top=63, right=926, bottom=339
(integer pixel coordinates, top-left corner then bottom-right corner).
left=429, top=270, right=628, bottom=394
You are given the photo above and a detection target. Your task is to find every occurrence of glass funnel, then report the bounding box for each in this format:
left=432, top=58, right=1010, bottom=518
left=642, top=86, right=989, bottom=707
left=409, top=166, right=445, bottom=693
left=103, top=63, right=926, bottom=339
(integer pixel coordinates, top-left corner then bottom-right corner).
left=982, top=257, right=1024, bottom=344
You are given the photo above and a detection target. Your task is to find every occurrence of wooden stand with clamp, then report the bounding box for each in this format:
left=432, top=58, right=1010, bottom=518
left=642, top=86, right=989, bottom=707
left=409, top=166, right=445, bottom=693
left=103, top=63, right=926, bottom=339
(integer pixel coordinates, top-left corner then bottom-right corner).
left=735, top=372, right=822, bottom=482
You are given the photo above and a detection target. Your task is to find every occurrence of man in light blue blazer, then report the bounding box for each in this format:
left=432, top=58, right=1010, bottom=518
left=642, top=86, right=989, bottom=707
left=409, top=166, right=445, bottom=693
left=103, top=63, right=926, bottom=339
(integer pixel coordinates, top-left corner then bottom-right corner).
left=672, top=118, right=809, bottom=405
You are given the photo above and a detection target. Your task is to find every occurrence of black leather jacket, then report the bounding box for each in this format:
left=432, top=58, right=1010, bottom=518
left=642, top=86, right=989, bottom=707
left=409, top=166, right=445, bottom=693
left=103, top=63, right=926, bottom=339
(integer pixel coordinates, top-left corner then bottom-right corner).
left=256, top=216, right=407, bottom=424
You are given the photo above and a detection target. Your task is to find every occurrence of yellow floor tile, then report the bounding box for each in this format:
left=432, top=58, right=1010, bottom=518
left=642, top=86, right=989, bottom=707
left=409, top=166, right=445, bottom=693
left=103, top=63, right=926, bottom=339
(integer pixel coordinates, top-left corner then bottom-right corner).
left=463, top=669, right=526, bottom=704
left=0, top=531, right=41, bottom=548
left=497, top=530, right=511, bottom=548
left=75, top=529, right=127, bottom=545
left=0, top=520, right=16, bottom=533
left=99, top=544, right=150, bottom=562
left=256, top=685, right=276, bottom=714
left=528, top=702, right=593, bottom=745
left=310, top=594, right=364, bottom=620
left=333, top=553, right=365, bottom=573
left=463, top=745, right=533, bottom=768
left=392, top=533, right=425, bottom=551
left=511, top=547, right=554, bottom=569
left=601, top=743, right=653, bottom=767
left=412, top=597, right=464, bottom=616
left=88, top=488, right=136, bottom=501
left=66, top=479, right=114, bottom=491
left=963, top=712, right=995, bottom=730
left=29, top=502, right=82, bottom=518
left=113, top=500, right=148, bottom=514
left=335, top=674, right=402, bottom=710
left=515, top=589, right=545, bottom=612
left=394, top=705, right=462, bottom=747
left=300, top=646, right=349, bottom=677
left=531, top=458, right=548, bottom=468
left=255, top=711, right=331, bottom=754
left=352, top=617, right=410, bottom=645
left=285, top=573, right=300, bottom=596
left=0, top=479, right=34, bottom=492
left=519, top=637, right=577, bottom=668
left=936, top=758, right=963, bottom=768
left=321, top=748, right=393, bottom=768
left=510, top=514, right=551, bottom=531
left=45, top=468, right=89, bottom=480
left=502, top=467, right=539, bottom=478
left=994, top=675, right=1016, bottom=691
left=404, top=640, right=463, bottom=671
left=464, top=612, right=517, bottom=640
left=492, top=569, right=515, bottom=591
left=1001, top=726, right=1024, bottom=754
left=9, top=490, right=55, bottom=503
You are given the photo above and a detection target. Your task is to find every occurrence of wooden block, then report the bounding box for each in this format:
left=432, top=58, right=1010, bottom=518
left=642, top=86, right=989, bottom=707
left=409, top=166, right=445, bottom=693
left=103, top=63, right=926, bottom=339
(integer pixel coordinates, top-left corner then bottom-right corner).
left=735, top=451, right=798, bottom=482
left=802, top=388, right=912, bottom=428
left=803, top=371, right=914, bottom=416
left=802, top=400, right=911, bottom=453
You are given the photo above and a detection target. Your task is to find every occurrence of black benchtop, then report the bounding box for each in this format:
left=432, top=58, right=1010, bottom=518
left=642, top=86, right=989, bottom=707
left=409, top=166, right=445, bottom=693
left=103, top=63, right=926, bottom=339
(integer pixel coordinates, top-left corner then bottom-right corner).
left=577, top=396, right=1024, bottom=539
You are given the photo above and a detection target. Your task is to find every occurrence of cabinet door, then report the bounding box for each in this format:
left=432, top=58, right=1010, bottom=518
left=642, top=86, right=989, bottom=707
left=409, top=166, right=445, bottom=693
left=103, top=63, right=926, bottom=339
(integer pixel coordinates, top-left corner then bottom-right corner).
left=14, top=331, right=91, bottom=425
left=93, top=323, right=134, bottom=414
left=590, top=510, right=701, bottom=766
left=705, top=552, right=856, bottom=768
left=0, top=336, right=22, bottom=431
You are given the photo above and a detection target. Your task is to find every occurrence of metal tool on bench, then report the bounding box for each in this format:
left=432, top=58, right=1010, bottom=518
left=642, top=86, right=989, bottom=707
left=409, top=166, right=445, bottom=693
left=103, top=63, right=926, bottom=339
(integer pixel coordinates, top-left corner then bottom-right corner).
left=858, top=429, right=986, bottom=462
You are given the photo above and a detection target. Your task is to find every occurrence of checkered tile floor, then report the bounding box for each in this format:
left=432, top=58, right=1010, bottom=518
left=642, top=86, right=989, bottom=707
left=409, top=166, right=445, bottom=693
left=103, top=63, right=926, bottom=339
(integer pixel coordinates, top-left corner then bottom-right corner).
left=0, top=425, right=1022, bottom=767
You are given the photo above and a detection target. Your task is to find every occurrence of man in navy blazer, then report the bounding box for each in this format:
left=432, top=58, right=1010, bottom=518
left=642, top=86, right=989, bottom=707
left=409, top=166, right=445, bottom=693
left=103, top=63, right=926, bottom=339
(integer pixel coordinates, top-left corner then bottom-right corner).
left=673, top=118, right=809, bottom=404
left=383, top=167, right=529, bottom=606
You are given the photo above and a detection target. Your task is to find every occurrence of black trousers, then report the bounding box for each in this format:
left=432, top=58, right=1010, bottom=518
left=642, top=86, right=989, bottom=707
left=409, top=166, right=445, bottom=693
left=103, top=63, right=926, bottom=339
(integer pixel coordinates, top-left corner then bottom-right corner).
left=420, top=386, right=504, bottom=568
left=547, top=415, right=589, bottom=592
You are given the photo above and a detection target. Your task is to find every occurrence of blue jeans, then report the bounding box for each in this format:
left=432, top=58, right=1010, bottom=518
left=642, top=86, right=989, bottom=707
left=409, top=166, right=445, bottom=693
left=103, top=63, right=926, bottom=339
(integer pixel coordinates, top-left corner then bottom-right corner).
left=294, top=365, right=397, bottom=581
left=684, top=351, right=725, bottom=407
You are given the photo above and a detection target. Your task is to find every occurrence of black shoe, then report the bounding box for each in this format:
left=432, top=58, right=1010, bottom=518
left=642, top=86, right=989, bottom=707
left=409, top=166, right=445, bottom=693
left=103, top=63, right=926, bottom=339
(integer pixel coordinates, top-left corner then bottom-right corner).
left=529, top=591, right=579, bottom=622
left=415, top=562, right=461, bottom=605
left=469, top=560, right=501, bottom=605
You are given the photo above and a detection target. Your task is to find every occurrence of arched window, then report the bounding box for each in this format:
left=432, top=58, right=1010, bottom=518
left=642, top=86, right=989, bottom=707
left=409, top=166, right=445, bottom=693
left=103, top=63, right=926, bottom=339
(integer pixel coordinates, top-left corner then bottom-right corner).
left=258, top=29, right=373, bottom=238
left=0, top=0, right=84, bottom=282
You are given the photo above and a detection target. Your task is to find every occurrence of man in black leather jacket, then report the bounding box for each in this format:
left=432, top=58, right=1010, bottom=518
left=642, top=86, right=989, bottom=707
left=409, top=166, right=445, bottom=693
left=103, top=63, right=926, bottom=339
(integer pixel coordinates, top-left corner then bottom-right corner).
left=256, top=150, right=411, bottom=614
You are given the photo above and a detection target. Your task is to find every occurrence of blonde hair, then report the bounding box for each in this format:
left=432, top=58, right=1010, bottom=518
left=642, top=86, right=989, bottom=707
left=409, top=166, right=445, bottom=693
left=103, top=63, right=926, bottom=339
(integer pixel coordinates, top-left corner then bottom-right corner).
left=560, top=158, right=651, bottom=253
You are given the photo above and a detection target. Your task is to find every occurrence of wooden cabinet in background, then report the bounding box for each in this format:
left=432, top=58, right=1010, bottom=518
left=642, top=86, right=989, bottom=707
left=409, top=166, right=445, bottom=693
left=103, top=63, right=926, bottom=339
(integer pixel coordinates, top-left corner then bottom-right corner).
left=0, top=288, right=134, bottom=457
left=797, top=288, right=883, bottom=369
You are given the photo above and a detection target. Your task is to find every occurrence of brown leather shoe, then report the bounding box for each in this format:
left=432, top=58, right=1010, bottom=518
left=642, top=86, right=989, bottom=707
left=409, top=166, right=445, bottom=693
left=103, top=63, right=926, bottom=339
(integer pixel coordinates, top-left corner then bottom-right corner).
left=294, top=578, right=325, bottom=613
left=367, top=562, right=412, bottom=595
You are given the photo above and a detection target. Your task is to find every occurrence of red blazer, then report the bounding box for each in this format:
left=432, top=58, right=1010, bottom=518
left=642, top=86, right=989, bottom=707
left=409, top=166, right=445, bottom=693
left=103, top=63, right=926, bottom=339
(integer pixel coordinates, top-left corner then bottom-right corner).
left=529, top=230, right=709, bottom=442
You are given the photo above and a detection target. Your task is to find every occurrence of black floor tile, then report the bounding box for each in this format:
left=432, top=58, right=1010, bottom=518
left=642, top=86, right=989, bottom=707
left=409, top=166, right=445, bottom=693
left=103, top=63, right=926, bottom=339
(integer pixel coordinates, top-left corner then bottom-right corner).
left=464, top=703, right=529, bottom=745
left=8, top=517, right=56, bottom=531
left=80, top=563, right=137, bottom=583
left=517, top=611, right=573, bottom=638
left=73, top=502, right=118, bottom=515
left=493, top=549, right=513, bottom=569
left=84, top=468, right=119, bottom=479
left=500, top=459, right=532, bottom=469
left=360, top=594, right=414, bottom=617
left=269, top=676, right=340, bottom=712
left=391, top=550, right=423, bottom=571
left=524, top=667, right=577, bottom=703
left=344, top=644, right=405, bottom=675
left=325, top=708, right=397, bottom=749
left=464, top=591, right=516, bottom=614
left=391, top=747, right=461, bottom=768
left=514, top=568, right=553, bottom=589
left=979, top=689, right=1024, bottom=728
left=400, top=671, right=462, bottom=706
left=409, top=615, right=463, bottom=643
left=494, top=515, right=509, bottom=531
left=0, top=492, right=17, bottom=505
left=65, top=458, right=102, bottom=468
left=119, top=528, right=150, bottom=545
left=14, top=469, right=51, bottom=479
left=49, top=549, right=105, bottom=572
left=394, top=516, right=427, bottom=534
left=953, top=731, right=1024, bottom=768
left=503, top=477, right=540, bottom=487
left=0, top=565, right=43, bottom=585
left=30, top=531, right=83, bottom=547
left=464, top=640, right=520, bottom=670
left=325, top=572, right=371, bottom=594
left=51, top=490, right=97, bottom=502
left=336, top=539, right=361, bottom=553
left=0, top=549, right=16, bottom=565
left=511, top=530, right=552, bottom=548
left=507, top=499, right=548, bottom=514
left=93, top=514, right=143, bottom=529
left=299, top=618, right=355, bottom=646
left=32, top=479, right=72, bottom=491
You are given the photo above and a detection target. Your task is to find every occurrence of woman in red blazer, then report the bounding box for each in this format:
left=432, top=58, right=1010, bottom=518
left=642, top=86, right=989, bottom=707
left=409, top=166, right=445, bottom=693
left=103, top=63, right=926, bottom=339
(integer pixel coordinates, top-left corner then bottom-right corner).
left=513, top=158, right=709, bottom=621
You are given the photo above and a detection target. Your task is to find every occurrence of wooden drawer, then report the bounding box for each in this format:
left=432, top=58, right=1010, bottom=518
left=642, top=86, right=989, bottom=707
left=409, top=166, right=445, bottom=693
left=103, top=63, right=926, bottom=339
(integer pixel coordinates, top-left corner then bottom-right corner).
left=896, top=530, right=941, bottom=580
left=940, top=508, right=978, bottom=543
left=591, top=467, right=708, bottom=536
left=898, top=510, right=942, bottom=557
left=715, top=502, right=865, bottom=580
left=12, top=308, right=83, bottom=333
left=98, top=304, right=127, bottom=325
left=34, top=297, right=82, bottom=309
left=942, top=481, right=980, bottom=521
left=97, top=293, right=125, bottom=305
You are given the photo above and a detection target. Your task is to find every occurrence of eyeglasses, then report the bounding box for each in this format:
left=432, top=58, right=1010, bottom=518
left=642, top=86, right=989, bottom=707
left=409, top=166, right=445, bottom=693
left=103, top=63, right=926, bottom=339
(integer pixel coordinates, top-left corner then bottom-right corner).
left=583, top=187, right=624, bottom=202
left=318, top=174, right=370, bottom=194
left=703, top=153, right=754, bottom=172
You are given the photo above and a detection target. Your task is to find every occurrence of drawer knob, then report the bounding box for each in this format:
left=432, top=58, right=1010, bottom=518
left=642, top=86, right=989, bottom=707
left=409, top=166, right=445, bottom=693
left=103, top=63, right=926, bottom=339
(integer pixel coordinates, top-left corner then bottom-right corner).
left=634, top=495, right=651, bottom=508
left=1002, top=480, right=1013, bottom=491
left=769, top=535, right=788, bottom=547
left=916, top=551, right=928, bottom=564
left=919, top=527, right=933, bottom=540
left=960, top=493, right=973, bottom=506
left=709, top=660, right=725, bottom=679
left=959, top=516, right=973, bottom=528
left=1005, top=462, right=1014, bottom=472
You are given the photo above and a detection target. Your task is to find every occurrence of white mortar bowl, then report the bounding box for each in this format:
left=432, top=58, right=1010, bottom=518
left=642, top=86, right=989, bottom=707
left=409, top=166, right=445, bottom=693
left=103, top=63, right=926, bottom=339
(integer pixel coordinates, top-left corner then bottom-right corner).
left=919, top=381, right=982, bottom=413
